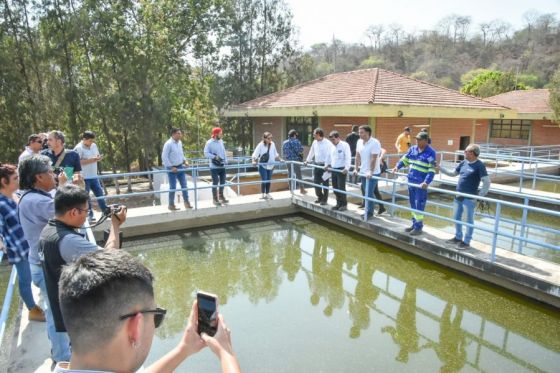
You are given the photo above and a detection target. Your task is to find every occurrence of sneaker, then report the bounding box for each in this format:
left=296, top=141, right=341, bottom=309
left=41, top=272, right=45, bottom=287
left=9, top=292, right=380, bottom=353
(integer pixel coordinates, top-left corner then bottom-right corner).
left=184, top=201, right=193, bottom=209
left=409, top=229, right=423, bottom=236
left=264, top=194, right=272, bottom=200
left=28, top=305, right=46, bottom=322
left=338, top=205, right=347, bottom=212
left=300, top=188, right=308, bottom=195
left=446, top=237, right=462, bottom=244
left=314, top=199, right=321, bottom=204
left=404, top=226, right=415, bottom=232
left=213, top=199, right=221, bottom=206
left=168, top=205, right=180, bottom=211
left=376, top=207, right=386, bottom=216
left=331, top=205, right=339, bottom=211
left=320, top=201, right=328, bottom=206
left=458, top=242, right=470, bottom=249
left=261, top=194, right=267, bottom=200
left=220, top=197, right=229, bottom=203
left=358, top=204, right=365, bottom=210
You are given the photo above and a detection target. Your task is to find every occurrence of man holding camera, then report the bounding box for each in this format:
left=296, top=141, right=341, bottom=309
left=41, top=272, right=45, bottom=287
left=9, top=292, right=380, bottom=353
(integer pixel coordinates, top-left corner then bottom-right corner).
left=39, top=184, right=127, bottom=341
left=162, top=128, right=192, bottom=211
left=42, top=130, right=83, bottom=184
left=204, top=127, right=228, bottom=206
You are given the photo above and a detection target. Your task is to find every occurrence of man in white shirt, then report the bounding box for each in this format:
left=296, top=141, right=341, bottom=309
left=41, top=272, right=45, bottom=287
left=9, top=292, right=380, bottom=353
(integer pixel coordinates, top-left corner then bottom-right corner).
left=354, top=125, right=381, bottom=220
left=74, top=131, right=107, bottom=222
left=305, top=128, right=334, bottom=205
left=18, top=134, right=43, bottom=164
left=326, top=131, right=351, bottom=211
left=162, top=128, right=192, bottom=211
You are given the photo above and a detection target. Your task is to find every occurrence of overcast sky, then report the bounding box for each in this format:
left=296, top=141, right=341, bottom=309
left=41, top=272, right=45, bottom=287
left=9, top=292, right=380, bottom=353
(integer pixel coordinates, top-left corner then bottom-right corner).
left=285, top=0, right=560, bottom=48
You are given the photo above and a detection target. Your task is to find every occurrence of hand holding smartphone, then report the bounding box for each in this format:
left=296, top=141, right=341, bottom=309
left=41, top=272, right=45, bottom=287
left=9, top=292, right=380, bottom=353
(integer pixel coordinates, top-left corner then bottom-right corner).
left=197, top=291, right=218, bottom=337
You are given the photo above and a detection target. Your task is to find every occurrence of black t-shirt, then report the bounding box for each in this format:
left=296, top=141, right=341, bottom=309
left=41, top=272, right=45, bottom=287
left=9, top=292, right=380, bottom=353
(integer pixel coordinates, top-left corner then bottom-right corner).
left=345, top=132, right=359, bottom=156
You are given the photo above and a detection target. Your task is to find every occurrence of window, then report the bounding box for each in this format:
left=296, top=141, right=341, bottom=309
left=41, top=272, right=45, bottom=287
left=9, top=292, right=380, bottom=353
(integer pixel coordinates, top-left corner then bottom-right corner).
left=286, top=116, right=319, bottom=146
left=490, top=120, right=531, bottom=140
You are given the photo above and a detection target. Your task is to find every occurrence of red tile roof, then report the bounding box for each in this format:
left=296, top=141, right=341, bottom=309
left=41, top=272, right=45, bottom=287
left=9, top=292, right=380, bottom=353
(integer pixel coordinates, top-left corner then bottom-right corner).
left=232, top=68, right=504, bottom=110
left=486, top=89, right=552, bottom=113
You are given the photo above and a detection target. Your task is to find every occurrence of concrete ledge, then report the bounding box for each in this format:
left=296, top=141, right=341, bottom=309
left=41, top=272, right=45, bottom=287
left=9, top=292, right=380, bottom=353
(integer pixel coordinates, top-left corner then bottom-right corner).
left=292, top=197, right=560, bottom=308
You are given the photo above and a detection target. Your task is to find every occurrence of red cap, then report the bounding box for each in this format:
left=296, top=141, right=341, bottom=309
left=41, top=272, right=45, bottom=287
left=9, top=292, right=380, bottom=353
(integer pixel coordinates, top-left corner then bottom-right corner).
left=212, top=127, right=222, bottom=137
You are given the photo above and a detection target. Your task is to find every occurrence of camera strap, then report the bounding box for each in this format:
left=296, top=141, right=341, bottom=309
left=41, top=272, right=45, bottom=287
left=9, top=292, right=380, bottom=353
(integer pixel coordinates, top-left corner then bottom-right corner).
left=54, top=149, right=67, bottom=168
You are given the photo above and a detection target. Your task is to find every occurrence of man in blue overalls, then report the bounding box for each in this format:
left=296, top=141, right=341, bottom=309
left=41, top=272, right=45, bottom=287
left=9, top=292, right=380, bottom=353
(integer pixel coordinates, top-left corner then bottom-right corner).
left=392, top=132, right=436, bottom=235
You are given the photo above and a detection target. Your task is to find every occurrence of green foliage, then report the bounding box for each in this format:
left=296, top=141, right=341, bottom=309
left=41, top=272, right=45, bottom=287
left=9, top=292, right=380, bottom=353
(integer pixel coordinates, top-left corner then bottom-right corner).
left=460, top=70, right=526, bottom=98
left=359, top=56, right=384, bottom=69
left=550, top=67, right=560, bottom=123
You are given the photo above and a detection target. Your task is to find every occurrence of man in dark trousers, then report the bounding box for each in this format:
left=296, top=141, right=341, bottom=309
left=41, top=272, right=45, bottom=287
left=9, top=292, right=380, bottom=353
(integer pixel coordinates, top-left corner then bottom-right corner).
left=345, top=125, right=360, bottom=183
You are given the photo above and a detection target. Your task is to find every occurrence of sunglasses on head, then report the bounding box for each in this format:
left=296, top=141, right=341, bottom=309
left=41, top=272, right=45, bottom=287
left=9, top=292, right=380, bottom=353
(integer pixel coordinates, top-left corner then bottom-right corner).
left=119, top=307, right=167, bottom=328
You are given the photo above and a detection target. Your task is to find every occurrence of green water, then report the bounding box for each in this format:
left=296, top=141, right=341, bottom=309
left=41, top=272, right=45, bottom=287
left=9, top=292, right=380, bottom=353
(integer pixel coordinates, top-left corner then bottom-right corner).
left=124, top=216, right=560, bottom=373
left=521, top=179, right=560, bottom=194
left=391, top=194, right=560, bottom=263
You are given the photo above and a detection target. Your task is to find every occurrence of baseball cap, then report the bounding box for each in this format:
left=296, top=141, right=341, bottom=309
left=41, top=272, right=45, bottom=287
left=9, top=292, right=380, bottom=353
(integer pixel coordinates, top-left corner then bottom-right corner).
left=416, top=132, right=429, bottom=141
left=212, top=127, right=222, bottom=137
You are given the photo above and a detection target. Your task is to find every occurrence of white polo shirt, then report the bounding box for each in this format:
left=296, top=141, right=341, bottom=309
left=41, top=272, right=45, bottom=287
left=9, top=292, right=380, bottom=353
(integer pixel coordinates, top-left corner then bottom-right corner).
left=358, top=137, right=381, bottom=174
left=328, top=140, right=351, bottom=170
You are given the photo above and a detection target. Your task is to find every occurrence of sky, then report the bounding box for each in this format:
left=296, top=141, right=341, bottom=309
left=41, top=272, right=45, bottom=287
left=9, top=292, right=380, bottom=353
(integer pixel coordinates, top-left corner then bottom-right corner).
left=284, top=0, right=560, bottom=49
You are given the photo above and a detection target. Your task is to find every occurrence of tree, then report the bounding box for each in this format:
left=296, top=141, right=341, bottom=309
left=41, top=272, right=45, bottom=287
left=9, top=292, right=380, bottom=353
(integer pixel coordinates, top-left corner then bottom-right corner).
left=550, top=67, right=560, bottom=123
left=461, top=70, right=526, bottom=97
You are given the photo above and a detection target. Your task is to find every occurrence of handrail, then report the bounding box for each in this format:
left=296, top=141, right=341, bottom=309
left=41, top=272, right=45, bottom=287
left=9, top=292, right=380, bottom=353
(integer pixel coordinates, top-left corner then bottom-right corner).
left=0, top=252, right=18, bottom=348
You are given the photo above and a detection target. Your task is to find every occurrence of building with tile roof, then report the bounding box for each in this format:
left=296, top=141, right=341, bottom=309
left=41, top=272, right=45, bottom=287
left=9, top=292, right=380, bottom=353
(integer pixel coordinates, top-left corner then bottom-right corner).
left=224, top=68, right=558, bottom=152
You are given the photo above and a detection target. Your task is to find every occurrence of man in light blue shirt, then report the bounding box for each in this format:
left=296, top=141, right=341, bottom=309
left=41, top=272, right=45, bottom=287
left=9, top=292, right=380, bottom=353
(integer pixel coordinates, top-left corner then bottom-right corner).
left=161, top=128, right=192, bottom=210
left=18, top=155, right=71, bottom=363
left=203, top=127, right=228, bottom=205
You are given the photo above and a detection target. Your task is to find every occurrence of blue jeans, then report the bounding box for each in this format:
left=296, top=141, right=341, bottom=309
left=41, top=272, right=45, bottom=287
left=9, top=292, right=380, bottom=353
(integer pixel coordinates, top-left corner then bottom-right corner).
left=167, top=164, right=189, bottom=206
left=30, top=263, right=71, bottom=362
left=361, top=175, right=379, bottom=216
left=14, top=259, right=36, bottom=310
left=85, top=178, right=107, bottom=218
left=453, top=197, right=476, bottom=244
left=258, top=166, right=273, bottom=194
left=210, top=167, right=226, bottom=200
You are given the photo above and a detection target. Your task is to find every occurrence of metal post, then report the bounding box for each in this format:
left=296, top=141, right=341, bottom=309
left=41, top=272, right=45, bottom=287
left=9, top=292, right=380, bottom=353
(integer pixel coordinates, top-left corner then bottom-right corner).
left=491, top=202, right=502, bottom=263
left=518, top=159, right=525, bottom=192
left=364, top=177, right=370, bottom=222
left=237, top=162, right=240, bottom=196
left=531, top=162, right=538, bottom=190
left=290, top=162, right=295, bottom=195
left=390, top=175, right=397, bottom=215
left=193, top=168, right=198, bottom=210
left=517, top=197, right=529, bottom=254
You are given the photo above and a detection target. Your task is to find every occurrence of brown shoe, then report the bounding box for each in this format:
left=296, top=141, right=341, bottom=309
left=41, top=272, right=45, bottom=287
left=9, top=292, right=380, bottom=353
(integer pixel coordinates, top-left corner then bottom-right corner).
left=300, top=188, right=308, bottom=195
left=168, top=205, right=180, bottom=211
left=28, top=305, right=46, bottom=322
left=184, top=201, right=193, bottom=209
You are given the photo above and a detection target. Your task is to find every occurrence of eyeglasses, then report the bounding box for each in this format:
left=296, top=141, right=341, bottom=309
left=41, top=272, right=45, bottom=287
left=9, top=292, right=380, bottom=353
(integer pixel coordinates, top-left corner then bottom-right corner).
left=119, top=307, right=167, bottom=328
left=75, top=207, right=89, bottom=214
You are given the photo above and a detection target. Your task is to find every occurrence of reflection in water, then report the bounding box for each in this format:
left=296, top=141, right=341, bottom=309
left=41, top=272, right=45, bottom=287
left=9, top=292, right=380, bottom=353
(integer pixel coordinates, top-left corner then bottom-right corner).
left=126, top=216, right=560, bottom=373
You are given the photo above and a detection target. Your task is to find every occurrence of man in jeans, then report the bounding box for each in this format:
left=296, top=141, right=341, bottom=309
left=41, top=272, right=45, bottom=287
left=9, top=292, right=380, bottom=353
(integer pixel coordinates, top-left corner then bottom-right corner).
left=282, top=129, right=307, bottom=194
left=18, top=155, right=71, bottom=363
left=74, top=131, right=107, bottom=222
left=439, top=144, right=490, bottom=249
left=162, top=128, right=192, bottom=211
left=204, top=127, right=228, bottom=206
left=354, top=125, right=381, bottom=220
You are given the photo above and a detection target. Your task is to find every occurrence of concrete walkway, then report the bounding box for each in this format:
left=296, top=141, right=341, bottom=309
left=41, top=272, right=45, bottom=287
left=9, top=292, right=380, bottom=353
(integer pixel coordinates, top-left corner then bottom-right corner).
left=7, top=188, right=560, bottom=372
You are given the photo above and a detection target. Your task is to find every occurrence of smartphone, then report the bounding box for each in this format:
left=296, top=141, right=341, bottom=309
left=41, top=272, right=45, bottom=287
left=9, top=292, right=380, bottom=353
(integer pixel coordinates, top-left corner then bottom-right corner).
left=197, top=291, right=218, bottom=336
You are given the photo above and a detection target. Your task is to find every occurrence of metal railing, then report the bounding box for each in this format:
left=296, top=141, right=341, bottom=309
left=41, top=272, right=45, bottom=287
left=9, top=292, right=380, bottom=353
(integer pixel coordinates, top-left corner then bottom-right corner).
left=0, top=252, right=18, bottom=352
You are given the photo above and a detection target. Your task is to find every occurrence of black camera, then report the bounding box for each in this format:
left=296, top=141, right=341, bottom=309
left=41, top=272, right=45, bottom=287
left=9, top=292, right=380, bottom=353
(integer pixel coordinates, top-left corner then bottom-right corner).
left=104, top=204, right=125, bottom=216
left=53, top=167, right=64, bottom=176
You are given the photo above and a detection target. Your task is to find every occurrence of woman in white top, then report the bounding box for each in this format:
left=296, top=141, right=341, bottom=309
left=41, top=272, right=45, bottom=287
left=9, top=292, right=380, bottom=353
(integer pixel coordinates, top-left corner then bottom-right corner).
left=252, top=132, right=282, bottom=199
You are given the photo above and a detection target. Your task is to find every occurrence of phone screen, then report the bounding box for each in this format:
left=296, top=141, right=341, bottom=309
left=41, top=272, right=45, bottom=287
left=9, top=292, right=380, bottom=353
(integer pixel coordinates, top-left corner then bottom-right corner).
left=197, top=292, right=218, bottom=336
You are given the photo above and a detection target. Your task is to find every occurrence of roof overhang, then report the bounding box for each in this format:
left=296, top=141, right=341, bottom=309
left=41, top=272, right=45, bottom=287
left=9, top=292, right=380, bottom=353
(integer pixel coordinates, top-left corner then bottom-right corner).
left=516, top=112, right=554, bottom=120
left=224, top=103, right=517, bottom=120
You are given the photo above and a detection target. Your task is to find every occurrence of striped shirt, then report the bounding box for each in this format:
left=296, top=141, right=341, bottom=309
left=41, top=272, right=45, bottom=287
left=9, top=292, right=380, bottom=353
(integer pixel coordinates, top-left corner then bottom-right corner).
left=0, top=194, right=30, bottom=264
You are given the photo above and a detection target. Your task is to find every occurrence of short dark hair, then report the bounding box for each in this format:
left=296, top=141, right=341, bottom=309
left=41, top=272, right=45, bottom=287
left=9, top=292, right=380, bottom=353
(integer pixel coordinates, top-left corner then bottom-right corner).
left=50, top=130, right=65, bottom=144
left=171, top=127, right=181, bottom=135
left=352, top=125, right=359, bottom=132
left=359, top=125, right=372, bottom=135
left=82, top=131, right=96, bottom=140
left=404, top=127, right=411, bottom=132
left=54, top=184, right=90, bottom=216
left=18, top=155, right=52, bottom=190
left=0, top=163, right=17, bottom=187
left=328, top=130, right=340, bottom=139
left=313, top=128, right=324, bottom=137
left=288, top=129, right=298, bottom=138
left=27, top=134, right=41, bottom=145
left=59, top=250, right=154, bottom=354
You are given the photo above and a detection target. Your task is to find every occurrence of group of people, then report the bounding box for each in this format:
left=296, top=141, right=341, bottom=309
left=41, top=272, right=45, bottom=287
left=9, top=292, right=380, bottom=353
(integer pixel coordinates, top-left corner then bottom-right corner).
left=1, top=130, right=241, bottom=372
